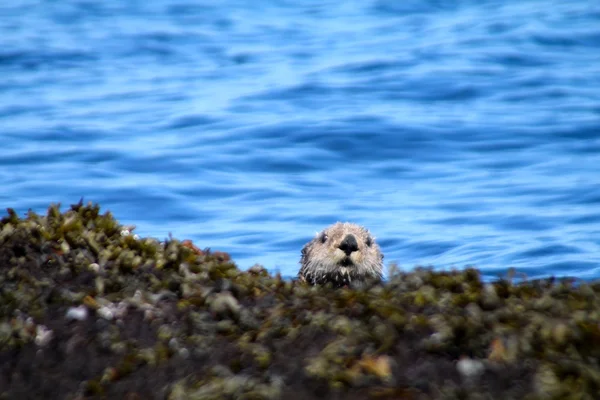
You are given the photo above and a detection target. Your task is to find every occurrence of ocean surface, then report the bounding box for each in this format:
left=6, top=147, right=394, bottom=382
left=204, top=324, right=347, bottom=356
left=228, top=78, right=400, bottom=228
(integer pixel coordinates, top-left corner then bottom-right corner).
left=1, top=0, right=599, bottom=280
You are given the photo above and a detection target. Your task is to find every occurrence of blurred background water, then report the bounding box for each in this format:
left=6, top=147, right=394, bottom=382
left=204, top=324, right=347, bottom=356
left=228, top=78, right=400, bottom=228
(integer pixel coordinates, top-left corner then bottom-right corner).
left=1, top=0, right=599, bottom=280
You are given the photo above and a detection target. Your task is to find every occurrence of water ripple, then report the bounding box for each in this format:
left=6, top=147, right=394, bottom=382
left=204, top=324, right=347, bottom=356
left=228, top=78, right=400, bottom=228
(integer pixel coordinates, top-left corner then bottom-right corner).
left=1, top=0, right=599, bottom=279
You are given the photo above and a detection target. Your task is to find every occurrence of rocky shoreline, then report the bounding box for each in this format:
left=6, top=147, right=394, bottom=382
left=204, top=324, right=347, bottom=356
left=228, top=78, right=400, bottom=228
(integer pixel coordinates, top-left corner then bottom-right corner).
left=1, top=202, right=599, bottom=399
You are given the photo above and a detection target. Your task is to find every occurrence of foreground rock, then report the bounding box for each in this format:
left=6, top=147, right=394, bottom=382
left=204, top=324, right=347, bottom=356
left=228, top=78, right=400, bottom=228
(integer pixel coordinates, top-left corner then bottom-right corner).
left=1, top=202, right=599, bottom=399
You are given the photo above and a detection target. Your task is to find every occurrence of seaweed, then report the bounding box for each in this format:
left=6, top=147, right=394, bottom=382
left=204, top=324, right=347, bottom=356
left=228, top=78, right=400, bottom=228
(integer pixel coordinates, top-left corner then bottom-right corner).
left=1, top=202, right=600, bottom=399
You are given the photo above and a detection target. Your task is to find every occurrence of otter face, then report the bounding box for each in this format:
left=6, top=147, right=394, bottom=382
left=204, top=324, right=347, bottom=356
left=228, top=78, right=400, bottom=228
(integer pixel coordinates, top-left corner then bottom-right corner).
left=298, top=222, right=383, bottom=288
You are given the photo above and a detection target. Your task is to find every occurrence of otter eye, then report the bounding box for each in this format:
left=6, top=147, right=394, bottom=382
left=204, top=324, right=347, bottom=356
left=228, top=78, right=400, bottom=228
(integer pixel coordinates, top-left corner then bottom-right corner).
left=319, top=232, right=328, bottom=243
left=365, top=236, right=373, bottom=247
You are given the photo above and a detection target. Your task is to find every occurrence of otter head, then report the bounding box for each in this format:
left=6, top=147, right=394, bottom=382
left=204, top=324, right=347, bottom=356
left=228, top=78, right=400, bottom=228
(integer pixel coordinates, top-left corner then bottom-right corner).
left=298, top=222, right=383, bottom=288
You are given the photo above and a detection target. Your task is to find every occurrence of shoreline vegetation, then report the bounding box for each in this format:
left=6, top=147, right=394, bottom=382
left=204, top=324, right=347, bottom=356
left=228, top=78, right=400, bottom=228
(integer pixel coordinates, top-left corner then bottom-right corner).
left=1, top=202, right=599, bottom=399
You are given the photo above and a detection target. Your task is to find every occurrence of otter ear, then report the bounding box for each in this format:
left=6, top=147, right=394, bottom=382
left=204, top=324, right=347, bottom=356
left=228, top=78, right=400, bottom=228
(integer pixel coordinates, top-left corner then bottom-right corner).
left=301, top=246, right=307, bottom=255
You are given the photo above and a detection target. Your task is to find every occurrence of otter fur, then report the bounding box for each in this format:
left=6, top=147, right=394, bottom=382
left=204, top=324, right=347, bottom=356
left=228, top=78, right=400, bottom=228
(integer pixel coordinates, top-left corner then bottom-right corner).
left=298, top=222, right=383, bottom=288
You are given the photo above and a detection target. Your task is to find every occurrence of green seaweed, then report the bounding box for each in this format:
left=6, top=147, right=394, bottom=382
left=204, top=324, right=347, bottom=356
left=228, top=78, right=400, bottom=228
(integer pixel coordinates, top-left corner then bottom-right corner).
left=1, top=202, right=600, bottom=399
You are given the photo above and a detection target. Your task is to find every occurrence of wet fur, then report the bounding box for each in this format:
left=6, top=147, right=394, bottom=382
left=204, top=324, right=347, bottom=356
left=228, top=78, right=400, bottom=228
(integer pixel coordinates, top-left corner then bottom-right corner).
left=298, top=222, right=383, bottom=288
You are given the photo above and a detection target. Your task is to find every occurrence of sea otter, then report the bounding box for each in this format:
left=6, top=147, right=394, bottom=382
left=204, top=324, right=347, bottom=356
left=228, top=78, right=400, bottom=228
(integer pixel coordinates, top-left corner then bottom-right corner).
left=298, top=222, right=383, bottom=288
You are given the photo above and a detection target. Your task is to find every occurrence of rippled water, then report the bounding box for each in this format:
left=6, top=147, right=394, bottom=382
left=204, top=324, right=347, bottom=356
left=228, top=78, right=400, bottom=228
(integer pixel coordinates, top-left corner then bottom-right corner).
left=1, top=0, right=600, bottom=279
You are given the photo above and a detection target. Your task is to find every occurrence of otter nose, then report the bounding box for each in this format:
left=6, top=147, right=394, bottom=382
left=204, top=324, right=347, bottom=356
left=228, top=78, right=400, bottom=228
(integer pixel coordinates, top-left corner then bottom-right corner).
left=339, top=234, right=359, bottom=256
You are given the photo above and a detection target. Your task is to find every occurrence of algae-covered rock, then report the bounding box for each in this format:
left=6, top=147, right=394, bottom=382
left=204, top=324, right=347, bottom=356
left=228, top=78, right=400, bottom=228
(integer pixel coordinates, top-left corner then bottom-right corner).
left=2, top=202, right=600, bottom=399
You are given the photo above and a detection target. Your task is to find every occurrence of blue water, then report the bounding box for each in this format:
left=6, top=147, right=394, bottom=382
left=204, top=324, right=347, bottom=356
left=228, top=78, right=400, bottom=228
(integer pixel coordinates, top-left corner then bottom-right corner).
left=1, top=1, right=599, bottom=280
